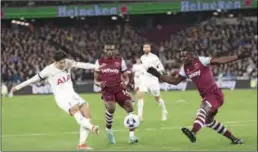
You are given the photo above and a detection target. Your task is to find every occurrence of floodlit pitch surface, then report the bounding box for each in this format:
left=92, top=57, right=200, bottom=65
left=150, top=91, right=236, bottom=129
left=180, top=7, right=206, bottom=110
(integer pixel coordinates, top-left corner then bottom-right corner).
left=2, top=90, right=257, bottom=151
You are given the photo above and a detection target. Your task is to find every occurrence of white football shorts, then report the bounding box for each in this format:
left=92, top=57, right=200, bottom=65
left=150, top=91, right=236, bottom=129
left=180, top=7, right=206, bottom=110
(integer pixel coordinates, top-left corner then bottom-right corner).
left=135, top=76, right=160, bottom=97
left=55, top=93, right=87, bottom=114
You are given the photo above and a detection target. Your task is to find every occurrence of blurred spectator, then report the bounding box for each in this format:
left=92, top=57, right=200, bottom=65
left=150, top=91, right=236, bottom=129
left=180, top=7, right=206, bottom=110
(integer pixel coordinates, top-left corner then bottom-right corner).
left=1, top=13, right=257, bottom=86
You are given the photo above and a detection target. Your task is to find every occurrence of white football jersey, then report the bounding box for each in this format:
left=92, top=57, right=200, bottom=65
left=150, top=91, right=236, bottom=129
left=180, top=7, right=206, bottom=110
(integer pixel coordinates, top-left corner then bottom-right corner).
left=15, top=59, right=97, bottom=99
left=38, top=62, right=74, bottom=97
left=132, top=63, right=145, bottom=80
left=140, top=53, right=164, bottom=80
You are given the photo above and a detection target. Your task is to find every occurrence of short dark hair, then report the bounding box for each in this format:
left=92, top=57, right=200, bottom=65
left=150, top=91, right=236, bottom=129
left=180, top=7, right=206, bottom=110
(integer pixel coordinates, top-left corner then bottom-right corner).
left=182, top=46, right=193, bottom=52
left=180, top=46, right=196, bottom=57
left=104, top=41, right=116, bottom=50
left=53, top=51, right=67, bottom=61
left=143, top=42, right=151, bottom=46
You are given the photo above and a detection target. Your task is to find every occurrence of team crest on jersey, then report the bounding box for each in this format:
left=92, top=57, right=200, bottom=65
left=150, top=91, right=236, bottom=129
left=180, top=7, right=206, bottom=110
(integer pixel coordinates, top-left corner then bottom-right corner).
left=194, top=63, right=200, bottom=69
left=114, top=62, right=120, bottom=67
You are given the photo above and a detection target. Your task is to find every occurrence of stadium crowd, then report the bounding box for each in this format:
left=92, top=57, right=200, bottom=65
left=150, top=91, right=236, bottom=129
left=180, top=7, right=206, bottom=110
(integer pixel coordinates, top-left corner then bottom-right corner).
left=1, top=14, right=257, bottom=86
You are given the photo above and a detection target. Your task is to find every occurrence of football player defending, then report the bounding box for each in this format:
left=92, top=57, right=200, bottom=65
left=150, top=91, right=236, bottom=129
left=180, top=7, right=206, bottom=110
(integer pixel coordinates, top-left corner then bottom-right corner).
left=138, top=43, right=168, bottom=121
left=147, top=47, right=249, bottom=144
left=11, top=51, right=100, bottom=150
left=94, top=43, right=138, bottom=144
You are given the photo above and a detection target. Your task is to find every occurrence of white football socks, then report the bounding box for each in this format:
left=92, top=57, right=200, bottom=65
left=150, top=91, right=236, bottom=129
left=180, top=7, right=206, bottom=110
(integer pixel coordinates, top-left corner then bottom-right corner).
left=159, top=99, right=167, bottom=111
left=137, top=99, right=144, bottom=117
left=73, top=111, right=93, bottom=131
left=79, top=126, right=90, bottom=145
left=129, top=130, right=135, bottom=138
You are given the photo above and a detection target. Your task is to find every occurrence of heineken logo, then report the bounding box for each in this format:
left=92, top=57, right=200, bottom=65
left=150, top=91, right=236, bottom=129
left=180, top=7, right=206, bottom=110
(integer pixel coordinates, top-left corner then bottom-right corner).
left=181, top=0, right=242, bottom=12
left=58, top=5, right=121, bottom=17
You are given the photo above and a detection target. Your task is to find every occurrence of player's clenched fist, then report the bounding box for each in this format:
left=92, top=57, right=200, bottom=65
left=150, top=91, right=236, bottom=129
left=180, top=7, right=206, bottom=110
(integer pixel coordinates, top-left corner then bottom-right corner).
left=147, top=67, right=161, bottom=78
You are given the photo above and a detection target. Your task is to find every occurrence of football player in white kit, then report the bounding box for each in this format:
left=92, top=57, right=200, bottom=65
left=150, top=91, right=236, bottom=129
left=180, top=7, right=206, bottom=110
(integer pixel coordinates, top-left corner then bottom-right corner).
left=131, top=58, right=146, bottom=120
left=137, top=43, right=168, bottom=121
left=11, top=51, right=101, bottom=150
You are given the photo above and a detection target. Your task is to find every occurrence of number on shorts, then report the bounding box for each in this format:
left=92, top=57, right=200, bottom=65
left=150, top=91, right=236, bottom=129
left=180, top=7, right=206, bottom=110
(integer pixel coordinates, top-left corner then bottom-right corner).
left=122, top=90, right=130, bottom=96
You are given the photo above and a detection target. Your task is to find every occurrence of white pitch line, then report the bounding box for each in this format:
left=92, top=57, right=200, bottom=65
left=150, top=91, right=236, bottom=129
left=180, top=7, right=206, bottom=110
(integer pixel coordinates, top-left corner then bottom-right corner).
left=2, top=120, right=256, bottom=138
left=175, top=99, right=186, bottom=104
left=221, top=119, right=257, bottom=124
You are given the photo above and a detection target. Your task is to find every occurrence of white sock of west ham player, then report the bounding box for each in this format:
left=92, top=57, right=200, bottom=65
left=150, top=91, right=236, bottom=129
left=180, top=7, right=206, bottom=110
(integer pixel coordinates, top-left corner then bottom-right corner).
left=137, top=99, right=144, bottom=117
left=79, top=126, right=90, bottom=145
left=73, top=111, right=93, bottom=131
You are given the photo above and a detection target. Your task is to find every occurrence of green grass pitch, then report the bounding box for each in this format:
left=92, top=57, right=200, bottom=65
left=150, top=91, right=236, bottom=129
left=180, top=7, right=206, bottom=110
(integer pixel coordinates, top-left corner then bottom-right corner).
left=2, top=90, right=257, bottom=151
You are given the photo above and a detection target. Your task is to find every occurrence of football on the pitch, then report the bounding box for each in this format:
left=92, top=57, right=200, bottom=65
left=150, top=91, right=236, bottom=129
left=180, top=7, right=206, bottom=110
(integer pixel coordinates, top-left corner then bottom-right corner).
left=123, top=114, right=140, bottom=129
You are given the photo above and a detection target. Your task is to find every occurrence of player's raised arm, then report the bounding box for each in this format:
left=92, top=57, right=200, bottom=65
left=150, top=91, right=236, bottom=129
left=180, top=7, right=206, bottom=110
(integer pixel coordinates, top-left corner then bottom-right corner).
left=147, top=67, right=185, bottom=85
left=67, top=59, right=105, bottom=70
left=11, top=67, right=49, bottom=92
left=210, top=52, right=250, bottom=65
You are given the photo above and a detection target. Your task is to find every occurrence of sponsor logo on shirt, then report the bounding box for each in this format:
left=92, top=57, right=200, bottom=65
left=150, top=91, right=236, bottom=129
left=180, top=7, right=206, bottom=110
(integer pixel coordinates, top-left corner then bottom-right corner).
left=188, top=70, right=200, bottom=78
left=101, top=68, right=119, bottom=74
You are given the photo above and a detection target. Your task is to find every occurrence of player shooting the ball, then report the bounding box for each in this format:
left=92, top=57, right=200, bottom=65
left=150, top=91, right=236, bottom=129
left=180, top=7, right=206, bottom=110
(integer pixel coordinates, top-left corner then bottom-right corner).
left=147, top=46, right=250, bottom=144
left=11, top=51, right=103, bottom=150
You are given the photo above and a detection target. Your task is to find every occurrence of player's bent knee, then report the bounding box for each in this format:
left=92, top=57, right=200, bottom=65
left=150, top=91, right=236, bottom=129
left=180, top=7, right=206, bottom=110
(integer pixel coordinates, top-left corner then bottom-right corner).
left=105, top=101, right=116, bottom=113
left=79, top=103, right=91, bottom=119
left=205, top=115, right=214, bottom=125
left=123, top=100, right=134, bottom=113
left=200, top=101, right=212, bottom=113
left=154, top=96, right=160, bottom=101
left=137, top=93, right=144, bottom=99
left=69, top=104, right=80, bottom=115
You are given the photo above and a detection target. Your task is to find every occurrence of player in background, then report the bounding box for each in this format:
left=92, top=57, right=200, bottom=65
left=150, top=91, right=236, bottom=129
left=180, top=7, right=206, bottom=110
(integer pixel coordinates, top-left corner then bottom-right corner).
left=139, top=43, right=168, bottom=121
left=147, top=47, right=249, bottom=144
left=131, top=58, right=147, bottom=121
left=11, top=51, right=101, bottom=150
left=217, top=73, right=224, bottom=89
left=94, top=43, right=138, bottom=144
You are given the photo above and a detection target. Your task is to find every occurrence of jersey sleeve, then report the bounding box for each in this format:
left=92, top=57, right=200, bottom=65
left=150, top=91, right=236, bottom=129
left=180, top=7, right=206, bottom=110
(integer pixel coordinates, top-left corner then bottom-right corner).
left=16, top=67, right=49, bottom=90
left=199, top=56, right=212, bottom=67
left=121, top=58, right=127, bottom=72
left=94, top=60, right=100, bottom=71
left=178, top=66, right=188, bottom=78
left=66, top=59, right=96, bottom=69
left=38, top=66, right=50, bottom=80
left=155, top=56, right=165, bottom=72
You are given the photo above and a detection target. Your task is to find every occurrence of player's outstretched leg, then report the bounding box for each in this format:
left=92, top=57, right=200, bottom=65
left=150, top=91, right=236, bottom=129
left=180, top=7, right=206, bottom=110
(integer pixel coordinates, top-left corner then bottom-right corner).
left=205, top=111, right=243, bottom=144
left=77, top=126, right=93, bottom=150
left=136, top=91, right=145, bottom=121
left=105, top=101, right=116, bottom=144
left=154, top=96, right=168, bottom=121
left=70, top=103, right=98, bottom=150
left=181, top=103, right=208, bottom=143
left=121, top=100, right=139, bottom=144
